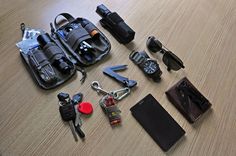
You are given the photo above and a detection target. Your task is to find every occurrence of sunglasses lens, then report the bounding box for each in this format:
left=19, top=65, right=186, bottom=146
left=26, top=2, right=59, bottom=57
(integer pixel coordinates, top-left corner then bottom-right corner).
left=163, top=51, right=184, bottom=71
left=146, top=36, right=163, bottom=52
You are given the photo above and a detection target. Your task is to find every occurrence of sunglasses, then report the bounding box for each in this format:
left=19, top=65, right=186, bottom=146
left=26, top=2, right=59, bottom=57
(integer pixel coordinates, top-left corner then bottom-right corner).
left=147, top=36, right=185, bottom=71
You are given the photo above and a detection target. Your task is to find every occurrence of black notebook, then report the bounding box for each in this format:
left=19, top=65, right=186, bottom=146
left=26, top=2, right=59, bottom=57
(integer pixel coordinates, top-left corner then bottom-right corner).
left=130, top=94, right=185, bottom=151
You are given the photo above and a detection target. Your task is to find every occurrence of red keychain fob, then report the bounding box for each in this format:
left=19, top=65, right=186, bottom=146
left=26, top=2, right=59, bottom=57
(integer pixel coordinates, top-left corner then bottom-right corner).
left=77, top=102, right=93, bottom=115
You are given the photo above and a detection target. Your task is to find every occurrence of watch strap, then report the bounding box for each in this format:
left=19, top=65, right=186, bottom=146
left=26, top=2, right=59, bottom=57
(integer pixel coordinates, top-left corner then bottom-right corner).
left=139, top=51, right=150, bottom=58
left=129, top=51, right=149, bottom=65
left=129, top=51, right=162, bottom=82
left=152, top=71, right=162, bottom=82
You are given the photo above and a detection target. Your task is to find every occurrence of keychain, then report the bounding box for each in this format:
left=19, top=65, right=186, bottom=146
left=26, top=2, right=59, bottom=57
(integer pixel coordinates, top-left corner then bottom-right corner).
left=57, top=92, right=93, bottom=141
left=91, top=81, right=130, bottom=101
left=91, top=81, right=130, bottom=125
left=99, top=95, right=121, bottom=125
left=72, top=92, right=93, bottom=115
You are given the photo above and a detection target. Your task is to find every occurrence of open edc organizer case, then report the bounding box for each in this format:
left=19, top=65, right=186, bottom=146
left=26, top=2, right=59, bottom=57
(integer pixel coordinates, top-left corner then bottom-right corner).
left=19, top=13, right=111, bottom=89
left=20, top=34, right=77, bottom=90
left=52, top=13, right=111, bottom=66
left=16, top=5, right=214, bottom=151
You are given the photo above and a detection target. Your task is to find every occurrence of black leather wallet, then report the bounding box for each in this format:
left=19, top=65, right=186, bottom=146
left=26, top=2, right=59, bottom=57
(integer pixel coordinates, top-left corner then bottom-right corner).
left=130, top=94, right=185, bottom=151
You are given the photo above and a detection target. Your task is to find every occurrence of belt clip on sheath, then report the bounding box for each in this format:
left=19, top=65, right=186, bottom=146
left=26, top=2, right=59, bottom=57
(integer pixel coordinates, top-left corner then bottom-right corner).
left=96, top=4, right=135, bottom=44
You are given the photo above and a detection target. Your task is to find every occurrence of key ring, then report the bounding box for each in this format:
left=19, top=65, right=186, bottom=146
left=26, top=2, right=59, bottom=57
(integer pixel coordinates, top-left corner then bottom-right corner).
left=91, top=81, right=110, bottom=95
left=91, top=81, right=131, bottom=101
left=58, top=101, right=63, bottom=107
left=91, top=81, right=101, bottom=90
left=111, top=88, right=130, bottom=101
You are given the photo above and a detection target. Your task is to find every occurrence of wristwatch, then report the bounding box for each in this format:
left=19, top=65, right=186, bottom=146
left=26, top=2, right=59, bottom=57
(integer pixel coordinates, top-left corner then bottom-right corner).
left=129, top=51, right=162, bottom=82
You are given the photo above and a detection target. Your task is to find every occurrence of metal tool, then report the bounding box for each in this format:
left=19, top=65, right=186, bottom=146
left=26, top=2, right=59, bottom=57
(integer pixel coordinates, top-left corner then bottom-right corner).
left=103, top=65, right=137, bottom=88
left=91, top=81, right=130, bottom=101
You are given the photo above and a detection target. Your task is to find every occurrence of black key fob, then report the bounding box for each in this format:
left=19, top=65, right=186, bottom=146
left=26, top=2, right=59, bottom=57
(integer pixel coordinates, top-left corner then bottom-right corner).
left=59, top=105, right=76, bottom=121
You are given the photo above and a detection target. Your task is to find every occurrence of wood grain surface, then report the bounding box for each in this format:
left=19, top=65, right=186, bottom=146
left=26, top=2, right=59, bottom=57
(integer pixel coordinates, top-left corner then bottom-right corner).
left=0, top=0, right=236, bottom=155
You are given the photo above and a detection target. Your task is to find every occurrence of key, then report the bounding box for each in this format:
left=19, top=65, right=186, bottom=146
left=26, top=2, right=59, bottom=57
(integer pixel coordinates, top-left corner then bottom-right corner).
left=74, top=106, right=85, bottom=139
left=59, top=104, right=78, bottom=141
left=58, top=93, right=78, bottom=141
left=74, top=110, right=83, bottom=127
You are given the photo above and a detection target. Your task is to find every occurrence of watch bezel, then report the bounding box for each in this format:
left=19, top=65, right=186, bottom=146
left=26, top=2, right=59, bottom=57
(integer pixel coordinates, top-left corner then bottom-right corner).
left=141, top=59, right=159, bottom=75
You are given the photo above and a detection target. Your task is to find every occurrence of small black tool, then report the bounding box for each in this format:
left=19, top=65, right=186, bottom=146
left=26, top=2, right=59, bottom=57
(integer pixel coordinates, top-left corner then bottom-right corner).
left=96, top=4, right=135, bottom=44
left=103, top=65, right=137, bottom=88
left=146, top=36, right=185, bottom=71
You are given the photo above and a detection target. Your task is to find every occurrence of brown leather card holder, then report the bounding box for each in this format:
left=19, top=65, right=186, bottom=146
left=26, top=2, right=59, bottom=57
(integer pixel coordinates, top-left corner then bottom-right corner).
left=165, top=77, right=212, bottom=123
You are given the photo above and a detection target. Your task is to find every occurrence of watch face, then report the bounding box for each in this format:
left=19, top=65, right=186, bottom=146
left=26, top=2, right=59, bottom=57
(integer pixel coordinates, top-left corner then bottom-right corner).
left=143, top=60, right=159, bottom=75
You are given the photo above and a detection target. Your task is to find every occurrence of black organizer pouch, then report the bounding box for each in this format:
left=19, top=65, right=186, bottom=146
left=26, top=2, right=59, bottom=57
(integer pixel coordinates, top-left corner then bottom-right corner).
left=52, top=13, right=111, bottom=66
left=20, top=33, right=76, bottom=90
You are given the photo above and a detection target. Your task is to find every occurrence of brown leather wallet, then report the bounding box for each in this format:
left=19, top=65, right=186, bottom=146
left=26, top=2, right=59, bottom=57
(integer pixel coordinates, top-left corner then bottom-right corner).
left=165, top=77, right=212, bottom=123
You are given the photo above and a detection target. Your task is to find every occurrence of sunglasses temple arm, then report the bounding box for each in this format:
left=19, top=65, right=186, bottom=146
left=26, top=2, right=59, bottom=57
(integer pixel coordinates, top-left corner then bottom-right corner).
left=162, top=44, right=171, bottom=52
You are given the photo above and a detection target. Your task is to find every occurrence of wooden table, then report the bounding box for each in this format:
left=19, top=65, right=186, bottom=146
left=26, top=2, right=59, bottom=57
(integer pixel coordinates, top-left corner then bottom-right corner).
left=1, top=0, right=236, bottom=155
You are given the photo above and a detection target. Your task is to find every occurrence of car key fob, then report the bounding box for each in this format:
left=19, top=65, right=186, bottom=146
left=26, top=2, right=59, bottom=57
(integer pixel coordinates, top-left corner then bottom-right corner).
left=59, top=104, right=76, bottom=121
left=72, top=93, right=83, bottom=105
